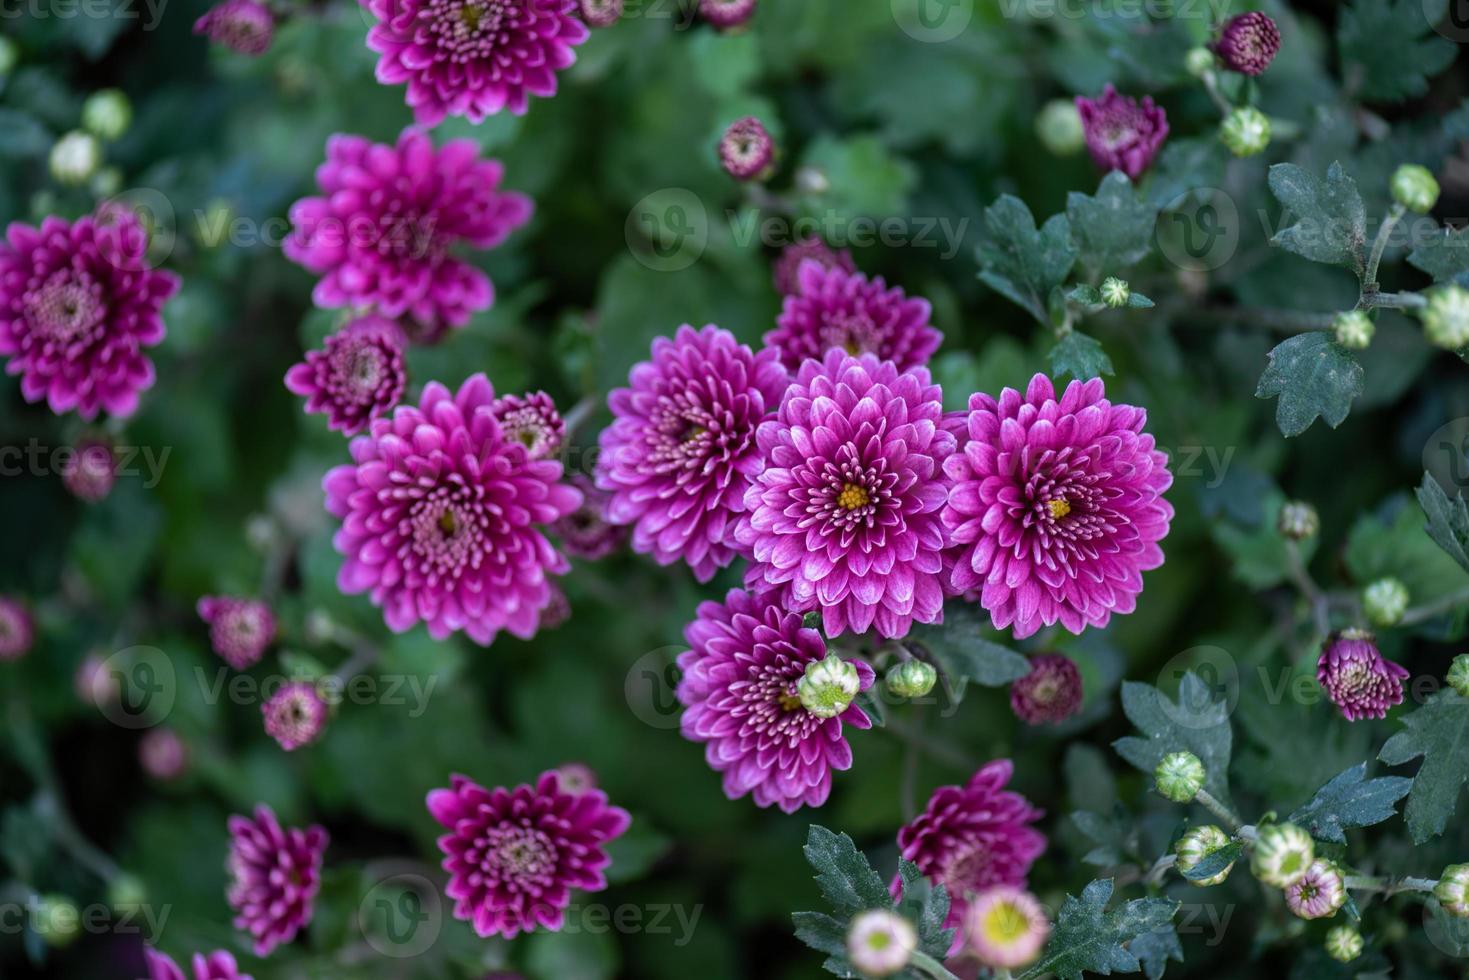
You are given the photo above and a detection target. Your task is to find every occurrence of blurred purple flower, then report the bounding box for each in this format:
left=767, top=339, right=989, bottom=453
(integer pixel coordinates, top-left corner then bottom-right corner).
left=491, top=390, right=565, bottom=460
left=719, top=116, right=774, bottom=181
left=262, top=681, right=329, bottom=751
left=1214, top=12, right=1280, bottom=76
left=1075, top=85, right=1168, bottom=179
left=553, top=474, right=627, bottom=560
left=226, top=805, right=328, bottom=956
left=145, top=947, right=254, bottom=980
left=700, top=0, right=756, bottom=28
left=193, top=0, right=273, bottom=56
left=61, top=436, right=117, bottom=503
left=772, top=236, right=855, bottom=296
left=139, top=728, right=189, bottom=780
left=197, top=596, right=276, bottom=670
left=1010, top=653, right=1084, bottom=725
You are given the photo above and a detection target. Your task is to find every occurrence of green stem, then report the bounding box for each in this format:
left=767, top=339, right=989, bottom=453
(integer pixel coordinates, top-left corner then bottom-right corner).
left=1363, top=203, right=1405, bottom=290
left=1194, top=789, right=1243, bottom=833
left=1283, top=540, right=1330, bottom=638
left=1399, top=585, right=1469, bottom=626
left=1200, top=70, right=1233, bottom=115
left=1365, top=290, right=1427, bottom=310
left=1344, top=875, right=1437, bottom=896
left=909, top=950, right=962, bottom=980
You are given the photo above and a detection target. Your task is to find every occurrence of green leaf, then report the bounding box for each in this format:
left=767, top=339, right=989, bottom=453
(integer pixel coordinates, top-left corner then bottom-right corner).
left=1416, top=473, right=1469, bottom=575
left=802, top=825, right=892, bottom=919
left=1286, top=764, right=1413, bottom=844
left=1066, top=172, right=1158, bottom=273
left=1177, top=842, right=1242, bottom=883
left=1266, top=163, right=1367, bottom=273
left=1016, top=879, right=1179, bottom=980
left=1344, top=494, right=1469, bottom=605
left=1379, top=690, right=1469, bottom=843
left=907, top=604, right=1031, bottom=704
left=603, top=821, right=673, bottom=884
left=1210, top=492, right=1318, bottom=591
left=0, top=109, right=52, bottom=159
left=1255, top=332, right=1364, bottom=437
left=1050, top=330, right=1114, bottom=381
left=1113, top=673, right=1233, bottom=805
left=977, top=195, right=1076, bottom=323
left=895, top=859, right=956, bottom=960
left=1407, top=224, right=1469, bottom=287
left=1129, top=924, right=1184, bottom=980
left=799, top=134, right=917, bottom=220
left=791, top=911, right=847, bottom=958
left=1068, top=284, right=1102, bottom=306
left=1338, top=0, right=1457, bottom=104
left=1126, top=292, right=1155, bottom=309
left=1072, top=805, right=1140, bottom=867
left=525, top=927, right=620, bottom=980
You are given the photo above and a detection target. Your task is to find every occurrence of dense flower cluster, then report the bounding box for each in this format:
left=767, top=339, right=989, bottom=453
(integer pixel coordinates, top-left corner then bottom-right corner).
left=1213, top=12, right=1280, bottom=76
left=491, top=390, right=565, bottom=460
left=262, top=681, right=329, bottom=751
left=226, top=806, right=328, bottom=956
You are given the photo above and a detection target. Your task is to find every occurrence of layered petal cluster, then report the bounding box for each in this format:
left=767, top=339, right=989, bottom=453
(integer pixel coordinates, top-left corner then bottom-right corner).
left=324, top=374, right=580, bottom=645
left=226, top=805, right=328, bottom=956
left=675, top=589, right=873, bottom=812
left=771, top=236, right=855, bottom=296
left=197, top=596, right=276, bottom=670
left=285, top=315, right=407, bottom=436
left=738, top=351, right=954, bottom=638
left=1317, top=629, right=1409, bottom=721
left=597, top=324, right=788, bottom=581
left=262, top=681, right=329, bottom=751
left=1075, top=85, right=1168, bottom=179
left=145, top=948, right=253, bottom=980
left=363, top=0, right=590, bottom=127
left=765, top=262, right=940, bottom=373
left=427, top=771, right=630, bottom=938
left=0, top=210, right=178, bottom=419
left=491, top=390, right=565, bottom=460
left=942, top=375, right=1172, bottom=639
left=285, top=131, right=532, bottom=332
left=192, top=0, right=273, bottom=55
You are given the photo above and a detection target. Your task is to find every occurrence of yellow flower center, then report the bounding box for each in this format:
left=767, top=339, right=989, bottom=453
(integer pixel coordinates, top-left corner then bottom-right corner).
left=778, top=692, right=804, bottom=712
left=837, top=483, right=870, bottom=510
left=981, top=900, right=1032, bottom=946
left=1046, top=497, right=1071, bottom=519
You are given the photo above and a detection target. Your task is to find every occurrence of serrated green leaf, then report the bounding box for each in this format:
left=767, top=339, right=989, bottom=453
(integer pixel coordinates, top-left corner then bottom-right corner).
left=1050, top=330, right=1114, bottom=381
left=1416, top=473, right=1469, bottom=575
left=1210, top=492, right=1318, bottom=591
left=1339, top=0, right=1456, bottom=104
left=896, top=859, right=955, bottom=960
left=1017, top=879, right=1179, bottom=980
left=1067, top=172, right=1158, bottom=273
left=1129, top=923, right=1184, bottom=980
left=792, top=911, right=847, bottom=957
left=1344, top=494, right=1469, bottom=605
left=1407, top=224, right=1469, bottom=287
left=1177, top=841, right=1242, bottom=883
left=1266, top=163, right=1367, bottom=272
left=1379, top=690, right=1469, bottom=843
left=802, top=825, right=892, bottom=919
left=1072, top=805, right=1140, bottom=868
left=1286, top=763, right=1413, bottom=844
left=1255, top=332, right=1364, bottom=437
left=977, top=195, right=1076, bottom=323
left=1113, top=673, right=1233, bottom=805
left=1126, top=292, right=1155, bottom=309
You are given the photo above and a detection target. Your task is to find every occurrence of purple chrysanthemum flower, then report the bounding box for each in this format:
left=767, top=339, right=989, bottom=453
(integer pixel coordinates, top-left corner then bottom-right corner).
left=139, top=728, right=189, bottom=781
left=491, top=391, right=565, bottom=460
left=427, top=771, right=631, bottom=938
left=737, top=351, right=954, bottom=638
left=719, top=116, right=774, bottom=181
left=1317, top=629, right=1409, bottom=721
left=553, top=474, right=627, bottom=560
left=193, top=0, right=273, bottom=56
left=764, top=262, right=941, bottom=374
left=772, top=236, right=856, bottom=296
left=579, top=0, right=621, bottom=27
left=145, top=947, right=254, bottom=980
left=893, top=761, right=1046, bottom=941
left=285, top=315, right=407, bottom=436
left=942, top=376, right=1173, bottom=640
left=262, top=682, right=329, bottom=751
left=324, top=374, right=580, bottom=645
left=0, top=210, right=178, bottom=420
left=363, top=0, right=590, bottom=127
left=0, top=597, right=32, bottom=661
left=675, top=588, right=874, bottom=812
left=197, top=596, right=276, bottom=670
left=596, top=324, right=788, bottom=582
left=1284, top=860, right=1346, bottom=920
left=1075, top=85, right=1169, bottom=180
left=285, top=130, right=532, bottom=334
left=700, top=0, right=756, bottom=28
left=1010, top=653, right=1084, bottom=725
left=226, top=805, right=328, bottom=957
left=1213, top=12, right=1280, bottom=76
left=61, top=436, right=116, bottom=502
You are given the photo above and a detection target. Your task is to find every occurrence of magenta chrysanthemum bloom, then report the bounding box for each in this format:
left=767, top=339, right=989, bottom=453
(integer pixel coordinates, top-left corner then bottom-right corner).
left=285, top=315, right=407, bottom=436
left=324, top=374, right=580, bottom=645
left=1317, top=628, right=1409, bottom=721
left=579, top=0, right=621, bottom=27
left=61, top=436, right=116, bottom=502
left=285, top=130, right=532, bottom=333
left=226, top=805, right=328, bottom=956
left=596, top=324, right=788, bottom=582
left=197, top=596, right=276, bottom=670
left=0, top=596, right=33, bottom=662
left=363, top=0, right=591, bottom=127
left=676, top=589, right=874, bottom=812
left=764, top=262, right=941, bottom=374
left=1213, top=12, right=1280, bottom=76
left=700, top=0, right=756, bottom=28
left=1075, top=85, right=1169, bottom=180
left=553, top=474, right=627, bottom=560
left=719, top=116, right=774, bottom=181
left=262, top=681, right=329, bottom=751
left=772, top=236, right=856, bottom=296
left=892, top=761, right=1046, bottom=938
left=139, top=728, right=189, bottom=780
left=1010, top=653, right=1084, bottom=725
left=0, top=211, right=178, bottom=420
left=145, top=947, right=254, bottom=980
left=942, top=376, right=1173, bottom=640
left=492, top=391, right=565, bottom=460
left=193, top=0, right=273, bottom=56
left=737, top=351, right=954, bottom=638
left=427, top=771, right=631, bottom=938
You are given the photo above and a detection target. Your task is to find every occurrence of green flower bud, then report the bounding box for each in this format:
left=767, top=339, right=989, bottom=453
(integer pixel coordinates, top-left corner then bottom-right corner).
left=886, top=660, right=937, bottom=699
left=1421, top=285, right=1469, bottom=350
left=798, top=654, right=860, bottom=719
left=1390, top=164, right=1439, bottom=215
left=0, top=36, right=18, bottom=76
left=794, top=166, right=829, bottom=196
left=49, top=131, right=101, bottom=187
left=108, top=873, right=148, bottom=912
left=1447, top=655, right=1469, bottom=699
left=1174, top=825, right=1234, bottom=886
left=1437, top=863, right=1469, bottom=918
left=1362, top=577, right=1409, bottom=628
left=1332, top=310, right=1374, bottom=350
left=32, top=894, right=81, bottom=948
left=1220, top=107, right=1271, bottom=157
left=1251, top=823, right=1315, bottom=887
left=801, top=610, right=823, bottom=632
left=1100, top=277, right=1131, bottom=309
left=1185, top=46, right=1216, bottom=78
left=82, top=88, right=132, bottom=142
left=1155, top=751, right=1206, bottom=803
left=1277, top=500, right=1319, bottom=541
left=1325, top=925, right=1363, bottom=963
left=1036, top=99, right=1085, bottom=157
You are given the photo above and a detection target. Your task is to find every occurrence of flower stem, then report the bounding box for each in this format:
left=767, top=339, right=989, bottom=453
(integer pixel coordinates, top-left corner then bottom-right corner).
left=561, top=395, right=598, bottom=439
left=1194, top=789, right=1242, bottom=832
left=1344, top=875, right=1438, bottom=896
left=909, top=950, right=962, bottom=980
left=1364, top=290, right=1427, bottom=310
left=1200, top=70, right=1233, bottom=115
left=1283, top=540, right=1330, bottom=638
left=1363, top=203, right=1405, bottom=290
left=1398, top=585, right=1469, bottom=627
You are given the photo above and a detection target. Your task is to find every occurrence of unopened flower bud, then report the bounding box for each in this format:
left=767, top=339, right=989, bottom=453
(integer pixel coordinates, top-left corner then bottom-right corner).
left=1421, top=285, right=1469, bottom=350
left=1100, top=277, right=1131, bottom=308
left=1391, top=164, right=1439, bottom=215
left=798, top=654, right=860, bottom=719
left=1251, top=823, right=1315, bottom=887
left=0, top=596, right=34, bottom=662
left=1448, top=655, right=1469, bottom=699
left=1174, top=825, right=1234, bottom=886
left=1213, top=12, right=1280, bottom=76
left=1284, top=859, right=1346, bottom=919
left=801, top=610, right=823, bottom=632
left=846, top=909, right=917, bottom=977
left=699, top=0, right=756, bottom=30
left=1035, top=99, right=1085, bottom=156
left=1155, top=751, right=1205, bottom=803
left=1325, top=925, right=1362, bottom=962
left=1277, top=500, right=1319, bottom=541
left=1437, top=863, right=1469, bottom=918
left=139, top=727, right=189, bottom=780
left=795, top=166, right=829, bottom=195
left=886, top=659, right=937, bottom=698
left=32, top=894, right=81, bottom=947
left=1362, top=577, right=1409, bottom=628
left=1333, top=310, right=1374, bottom=350
left=579, top=0, right=623, bottom=27
left=1185, top=46, right=1215, bottom=78
left=82, top=89, right=132, bottom=142
left=49, top=131, right=101, bottom=187
left=1220, top=107, right=1270, bottom=157
left=108, top=874, right=148, bottom=913
left=719, top=116, right=775, bottom=182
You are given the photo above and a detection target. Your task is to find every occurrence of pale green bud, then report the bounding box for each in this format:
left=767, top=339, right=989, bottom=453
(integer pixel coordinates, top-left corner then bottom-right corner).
left=1277, top=501, right=1319, bottom=541
left=1437, top=863, right=1469, bottom=918
left=1185, top=46, right=1216, bottom=78
left=1447, top=655, right=1469, bottom=699
left=1324, top=925, right=1362, bottom=962
left=0, top=36, right=18, bottom=76
left=49, top=131, right=101, bottom=187
left=1332, top=310, right=1374, bottom=350
left=1362, top=577, right=1409, bottom=628
left=1421, top=286, right=1469, bottom=350
left=1220, top=107, right=1271, bottom=157
left=1174, top=825, right=1234, bottom=886
left=1100, top=277, right=1131, bottom=309
left=798, top=654, right=860, bottom=719
left=1036, top=99, right=1085, bottom=156
left=886, top=660, right=937, bottom=699
left=32, top=894, right=81, bottom=948
left=82, top=88, right=132, bottom=142
left=1390, top=164, right=1439, bottom=215
left=1155, top=751, right=1206, bottom=803
left=1251, top=823, right=1315, bottom=887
